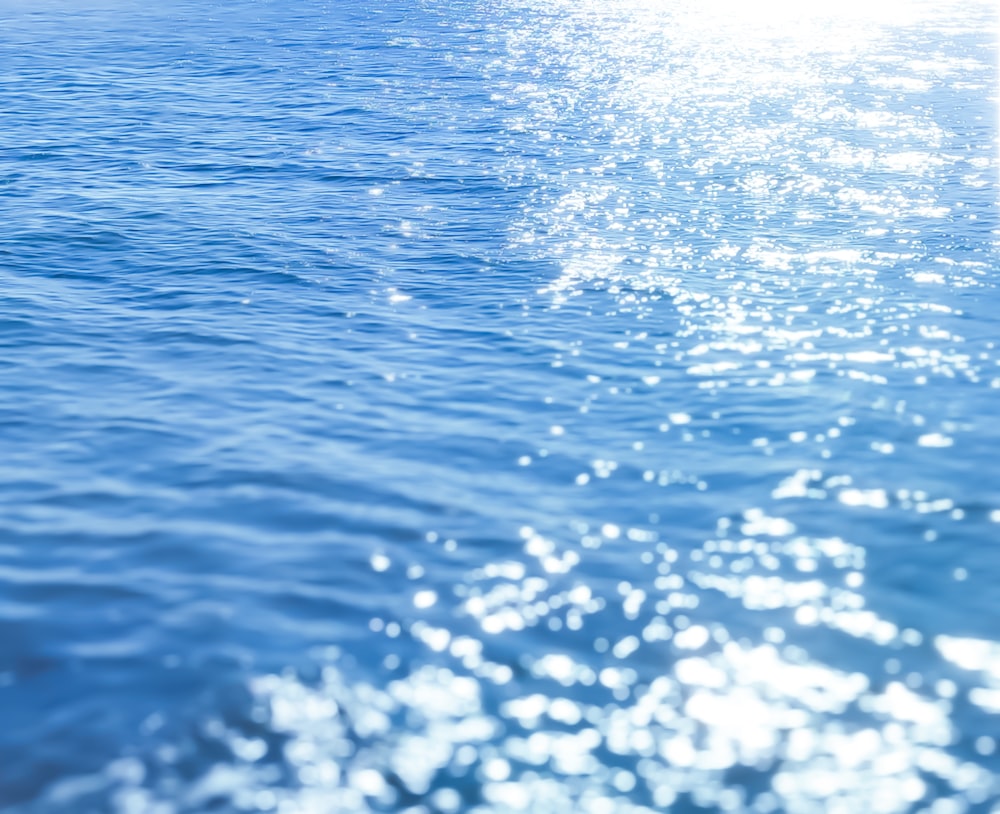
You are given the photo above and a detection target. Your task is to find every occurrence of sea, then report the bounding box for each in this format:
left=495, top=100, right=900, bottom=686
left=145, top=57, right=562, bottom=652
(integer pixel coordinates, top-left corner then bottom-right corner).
left=0, top=0, right=998, bottom=812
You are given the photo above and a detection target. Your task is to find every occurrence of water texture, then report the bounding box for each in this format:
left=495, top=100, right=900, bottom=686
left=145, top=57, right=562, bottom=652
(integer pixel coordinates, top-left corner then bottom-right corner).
left=0, top=0, right=998, bottom=811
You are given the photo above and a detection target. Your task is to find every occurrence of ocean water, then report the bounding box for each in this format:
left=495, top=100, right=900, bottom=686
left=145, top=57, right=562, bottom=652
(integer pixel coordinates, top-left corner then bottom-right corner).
left=1, top=0, right=998, bottom=811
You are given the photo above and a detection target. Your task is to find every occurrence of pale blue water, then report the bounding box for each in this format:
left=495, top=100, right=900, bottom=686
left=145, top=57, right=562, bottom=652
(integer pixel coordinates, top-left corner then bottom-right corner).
left=1, top=1, right=998, bottom=812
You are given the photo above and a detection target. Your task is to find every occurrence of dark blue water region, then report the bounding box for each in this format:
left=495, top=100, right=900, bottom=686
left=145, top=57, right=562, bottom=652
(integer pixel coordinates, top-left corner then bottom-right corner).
left=0, top=0, right=998, bottom=812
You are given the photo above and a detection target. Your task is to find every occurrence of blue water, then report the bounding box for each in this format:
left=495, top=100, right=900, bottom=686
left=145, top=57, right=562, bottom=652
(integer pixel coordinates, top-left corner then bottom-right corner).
left=1, top=0, right=998, bottom=811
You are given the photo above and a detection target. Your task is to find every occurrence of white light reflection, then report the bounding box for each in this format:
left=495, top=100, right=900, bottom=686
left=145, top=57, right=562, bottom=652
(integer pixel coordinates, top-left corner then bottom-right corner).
left=89, top=632, right=990, bottom=813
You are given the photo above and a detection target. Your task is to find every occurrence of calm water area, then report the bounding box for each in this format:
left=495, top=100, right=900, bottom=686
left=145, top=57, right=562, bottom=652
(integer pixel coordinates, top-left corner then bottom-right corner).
left=0, top=0, right=998, bottom=811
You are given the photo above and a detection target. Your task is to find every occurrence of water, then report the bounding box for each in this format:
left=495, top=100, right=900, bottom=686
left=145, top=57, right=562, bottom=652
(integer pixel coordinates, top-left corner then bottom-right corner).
left=1, top=0, right=998, bottom=811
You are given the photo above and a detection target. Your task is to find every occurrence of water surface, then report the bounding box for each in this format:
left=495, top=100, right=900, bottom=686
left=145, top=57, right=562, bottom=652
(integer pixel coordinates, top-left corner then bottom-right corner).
left=0, top=0, right=998, bottom=811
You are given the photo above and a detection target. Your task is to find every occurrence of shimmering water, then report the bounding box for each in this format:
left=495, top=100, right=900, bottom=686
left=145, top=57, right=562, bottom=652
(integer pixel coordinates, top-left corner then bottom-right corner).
left=1, top=0, right=998, bottom=811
